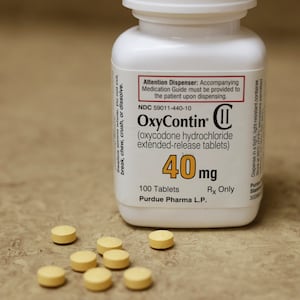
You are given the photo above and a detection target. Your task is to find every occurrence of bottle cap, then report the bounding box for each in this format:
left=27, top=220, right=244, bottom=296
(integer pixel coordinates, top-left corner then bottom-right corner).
left=123, top=0, right=257, bottom=14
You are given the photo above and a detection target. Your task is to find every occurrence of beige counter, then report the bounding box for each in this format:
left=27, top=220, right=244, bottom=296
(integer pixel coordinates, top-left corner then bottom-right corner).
left=0, top=20, right=299, bottom=300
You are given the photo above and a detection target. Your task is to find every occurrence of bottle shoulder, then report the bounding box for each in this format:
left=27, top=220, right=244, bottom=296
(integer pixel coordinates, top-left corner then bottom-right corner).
left=112, top=26, right=266, bottom=71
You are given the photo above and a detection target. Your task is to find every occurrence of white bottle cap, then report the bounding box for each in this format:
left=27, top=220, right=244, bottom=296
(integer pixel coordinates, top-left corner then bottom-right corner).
left=123, top=0, right=257, bottom=14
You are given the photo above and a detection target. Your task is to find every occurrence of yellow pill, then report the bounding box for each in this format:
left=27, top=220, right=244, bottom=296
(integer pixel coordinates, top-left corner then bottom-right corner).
left=103, top=249, right=130, bottom=270
left=70, top=250, right=97, bottom=272
left=37, top=265, right=65, bottom=288
left=83, top=267, right=113, bottom=292
left=124, top=267, right=153, bottom=290
left=97, top=236, right=123, bottom=255
left=51, top=225, right=77, bottom=245
left=148, top=230, right=174, bottom=250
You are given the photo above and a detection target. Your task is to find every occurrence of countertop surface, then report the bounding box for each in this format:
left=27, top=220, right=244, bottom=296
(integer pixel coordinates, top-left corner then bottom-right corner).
left=0, top=21, right=299, bottom=300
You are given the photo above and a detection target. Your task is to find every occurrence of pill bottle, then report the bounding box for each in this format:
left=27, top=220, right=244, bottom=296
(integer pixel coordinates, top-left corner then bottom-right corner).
left=112, top=0, right=265, bottom=228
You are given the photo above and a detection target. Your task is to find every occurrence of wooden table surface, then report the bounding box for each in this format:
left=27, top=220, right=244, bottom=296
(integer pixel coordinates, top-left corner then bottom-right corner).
left=0, top=20, right=299, bottom=300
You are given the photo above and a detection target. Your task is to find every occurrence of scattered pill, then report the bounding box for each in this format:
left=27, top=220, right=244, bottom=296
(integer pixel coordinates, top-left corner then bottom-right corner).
left=148, top=230, right=174, bottom=250
left=51, top=225, right=77, bottom=245
left=124, top=267, right=152, bottom=290
left=97, top=236, right=123, bottom=255
left=83, top=267, right=113, bottom=292
left=70, top=250, right=97, bottom=272
left=40, top=226, right=167, bottom=291
left=37, top=265, right=65, bottom=288
left=103, top=249, right=130, bottom=270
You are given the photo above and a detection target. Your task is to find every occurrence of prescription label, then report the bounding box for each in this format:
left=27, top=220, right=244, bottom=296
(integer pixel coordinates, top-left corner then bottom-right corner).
left=113, top=66, right=264, bottom=208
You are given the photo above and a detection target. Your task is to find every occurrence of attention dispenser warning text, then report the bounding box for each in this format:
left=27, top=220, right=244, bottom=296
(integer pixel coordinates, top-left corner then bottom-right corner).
left=138, top=76, right=245, bottom=103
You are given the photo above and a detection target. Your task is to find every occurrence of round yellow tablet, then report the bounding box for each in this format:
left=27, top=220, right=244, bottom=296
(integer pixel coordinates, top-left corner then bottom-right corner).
left=83, top=267, right=112, bottom=292
left=37, top=265, right=65, bottom=288
left=103, top=249, right=130, bottom=270
left=70, top=250, right=97, bottom=272
left=148, top=230, right=174, bottom=250
left=97, top=236, right=123, bottom=255
left=124, top=267, right=152, bottom=290
left=51, top=225, right=77, bottom=245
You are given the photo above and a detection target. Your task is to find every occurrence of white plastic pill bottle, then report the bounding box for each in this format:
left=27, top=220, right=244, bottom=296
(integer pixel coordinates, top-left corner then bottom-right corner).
left=112, top=0, right=265, bottom=228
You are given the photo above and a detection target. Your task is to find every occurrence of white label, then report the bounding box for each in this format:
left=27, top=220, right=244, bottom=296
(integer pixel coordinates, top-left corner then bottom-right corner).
left=113, top=66, right=264, bottom=208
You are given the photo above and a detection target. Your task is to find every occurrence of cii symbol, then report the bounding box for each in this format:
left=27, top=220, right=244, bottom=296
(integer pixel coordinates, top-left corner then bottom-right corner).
left=213, top=104, right=233, bottom=130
